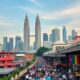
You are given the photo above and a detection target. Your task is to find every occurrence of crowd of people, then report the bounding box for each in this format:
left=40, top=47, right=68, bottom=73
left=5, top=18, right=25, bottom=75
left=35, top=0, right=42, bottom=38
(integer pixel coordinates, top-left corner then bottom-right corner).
left=24, top=58, right=79, bottom=80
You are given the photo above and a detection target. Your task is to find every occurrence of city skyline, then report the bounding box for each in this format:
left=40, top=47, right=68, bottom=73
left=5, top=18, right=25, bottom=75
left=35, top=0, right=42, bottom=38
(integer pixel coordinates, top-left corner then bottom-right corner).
left=0, top=0, right=80, bottom=46
left=0, top=25, right=79, bottom=51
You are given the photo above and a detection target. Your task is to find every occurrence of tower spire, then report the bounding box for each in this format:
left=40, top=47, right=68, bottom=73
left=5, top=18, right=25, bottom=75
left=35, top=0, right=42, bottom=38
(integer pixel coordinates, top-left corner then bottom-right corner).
left=24, top=13, right=30, bottom=51
left=36, top=13, right=39, bottom=21
left=25, top=12, right=29, bottom=22
left=35, top=14, right=41, bottom=50
left=37, top=13, right=39, bottom=18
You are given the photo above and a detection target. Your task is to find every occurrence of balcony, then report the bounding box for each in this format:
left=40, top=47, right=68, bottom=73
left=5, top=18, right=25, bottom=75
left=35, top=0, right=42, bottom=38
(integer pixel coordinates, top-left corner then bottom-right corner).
left=0, top=62, right=20, bottom=66
left=0, top=57, right=15, bottom=61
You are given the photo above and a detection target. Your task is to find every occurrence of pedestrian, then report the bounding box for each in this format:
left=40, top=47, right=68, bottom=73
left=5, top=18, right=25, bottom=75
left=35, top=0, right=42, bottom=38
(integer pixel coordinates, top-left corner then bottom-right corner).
left=25, top=74, right=29, bottom=80
left=62, top=74, right=67, bottom=80
left=58, top=76, right=63, bottom=80
left=68, top=74, right=74, bottom=80
left=46, top=75, right=52, bottom=80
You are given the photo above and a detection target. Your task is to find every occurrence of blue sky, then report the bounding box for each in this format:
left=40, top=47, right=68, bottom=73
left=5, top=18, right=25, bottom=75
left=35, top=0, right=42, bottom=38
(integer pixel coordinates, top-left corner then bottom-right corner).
left=0, top=0, right=80, bottom=37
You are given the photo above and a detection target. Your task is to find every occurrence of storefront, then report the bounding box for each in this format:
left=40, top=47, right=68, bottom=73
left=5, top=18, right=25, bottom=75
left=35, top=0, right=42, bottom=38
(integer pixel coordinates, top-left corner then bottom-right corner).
left=66, top=52, right=80, bottom=77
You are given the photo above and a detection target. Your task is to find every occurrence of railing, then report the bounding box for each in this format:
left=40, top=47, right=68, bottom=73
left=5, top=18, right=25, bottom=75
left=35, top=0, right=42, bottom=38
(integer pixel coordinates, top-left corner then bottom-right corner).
left=10, top=58, right=37, bottom=80
left=0, top=57, right=15, bottom=61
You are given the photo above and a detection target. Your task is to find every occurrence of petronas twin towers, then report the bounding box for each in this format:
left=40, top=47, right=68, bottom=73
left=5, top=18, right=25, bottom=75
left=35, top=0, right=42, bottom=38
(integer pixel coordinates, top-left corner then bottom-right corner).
left=23, top=13, right=41, bottom=51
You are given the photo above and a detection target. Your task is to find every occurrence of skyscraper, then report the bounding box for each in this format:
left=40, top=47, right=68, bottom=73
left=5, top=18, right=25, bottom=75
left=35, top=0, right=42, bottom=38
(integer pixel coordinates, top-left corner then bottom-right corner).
left=3, top=37, right=8, bottom=51
left=0, top=44, right=2, bottom=51
left=9, top=38, right=13, bottom=51
left=49, top=34, right=52, bottom=42
left=18, top=41, right=23, bottom=51
left=15, top=36, right=21, bottom=50
left=35, top=14, right=41, bottom=50
left=33, top=41, right=36, bottom=50
left=68, top=35, right=73, bottom=41
left=72, top=29, right=77, bottom=39
left=63, top=26, right=67, bottom=42
left=23, top=13, right=30, bottom=51
left=7, top=42, right=10, bottom=51
left=54, top=28, right=60, bottom=41
left=50, top=28, right=60, bottom=43
left=43, top=33, right=48, bottom=41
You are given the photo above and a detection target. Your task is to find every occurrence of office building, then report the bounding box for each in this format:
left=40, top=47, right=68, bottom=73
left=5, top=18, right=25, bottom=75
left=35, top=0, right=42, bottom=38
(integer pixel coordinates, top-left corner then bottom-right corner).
left=72, top=29, right=77, bottom=39
left=15, top=36, right=23, bottom=51
left=18, top=41, right=23, bottom=51
left=50, top=28, right=60, bottom=43
left=43, top=33, right=48, bottom=41
left=23, top=13, right=30, bottom=51
left=68, top=35, right=73, bottom=41
left=3, top=37, right=8, bottom=51
left=35, top=14, right=41, bottom=50
left=9, top=38, right=13, bottom=51
left=63, top=26, right=67, bottom=42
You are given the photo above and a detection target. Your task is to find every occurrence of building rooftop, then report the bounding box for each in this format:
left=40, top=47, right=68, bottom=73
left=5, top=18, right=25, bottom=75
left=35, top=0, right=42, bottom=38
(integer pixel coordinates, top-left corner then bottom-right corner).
left=0, top=68, right=16, bottom=75
left=52, top=41, right=66, bottom=45
left=0, top=51, right=14, bottom=54
left=15, top=50, right=37, bottom=54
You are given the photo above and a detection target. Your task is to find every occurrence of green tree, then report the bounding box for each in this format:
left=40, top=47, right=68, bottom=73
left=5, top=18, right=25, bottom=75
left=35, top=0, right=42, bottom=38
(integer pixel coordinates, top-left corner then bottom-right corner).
left=36, top=47, right=51, bottom=56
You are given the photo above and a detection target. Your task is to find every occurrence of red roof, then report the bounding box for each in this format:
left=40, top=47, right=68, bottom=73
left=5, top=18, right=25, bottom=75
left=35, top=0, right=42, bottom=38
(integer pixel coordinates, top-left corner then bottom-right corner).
left=0, top=51, right=14, bottom=54
left=74, top=36, right=80, bottom=39
left=0, top=62, right=20, bottom=66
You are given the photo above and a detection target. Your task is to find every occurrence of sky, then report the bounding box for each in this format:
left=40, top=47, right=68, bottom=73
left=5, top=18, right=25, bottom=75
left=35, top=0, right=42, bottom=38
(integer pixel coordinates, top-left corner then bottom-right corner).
left=0, top=0, right=80, bottom=45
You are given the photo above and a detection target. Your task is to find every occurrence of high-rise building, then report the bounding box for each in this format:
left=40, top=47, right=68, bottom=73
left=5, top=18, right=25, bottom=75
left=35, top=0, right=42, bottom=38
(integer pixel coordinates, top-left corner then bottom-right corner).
left=3, top=37, right=14, bottom=51
left=15, top=36, right=23, bottom=51
left=18, top=41, right=23, bottom=51
left=0, top=44, right=2, bottom=51
left=72, top=29, right=77, bottom=39
left=43, top=33, right=48, bottom=41
left=63, top=26, right=67, bottom=42
left=49, top=34, right=52, bottom=42
left=68, top=35, right=73, bottom=41
left=50, top=28, right=60, bottom=43
left=23, top=13, right=30, bottom=51
left=15, top=36, right=21, bottom=49
left=33, top=41, right=36, bottom=50
left=9, top=38, right=13, bottom=51
left=3, top=37, right=8, bottom=51
left=56, top=29, right=60, bottom=41
left=35, top=14, right=41, bottom=50
left=7, top=42, right=10, bottom=51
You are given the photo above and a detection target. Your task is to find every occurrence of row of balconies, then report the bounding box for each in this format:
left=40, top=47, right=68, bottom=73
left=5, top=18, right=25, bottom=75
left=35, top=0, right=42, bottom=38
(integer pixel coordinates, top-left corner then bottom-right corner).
left=0, top=62, right=19, bottom=66
left=0, top=57, right=15, bottom=61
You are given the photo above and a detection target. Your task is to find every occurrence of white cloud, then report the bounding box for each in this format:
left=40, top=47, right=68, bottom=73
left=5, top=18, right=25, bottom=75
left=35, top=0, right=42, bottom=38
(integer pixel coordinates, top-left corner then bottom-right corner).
left=29, top=0, right=43, bottom=7
left=0, top=16, right=15, bottom=27
left=0, top=18, right=14, bottom=27
left=41, top=5, right=80, bottom=20
left=30, top=0, right=38, bottom=3
left=19, top=4, right=80, bottom=21
left=0, top=16, right=20, bottom=32
left=0, top=16, right=5, bottom=20
left=19, top=6, right=38, bottom=15
left=68, top=18, right=80, bottom=27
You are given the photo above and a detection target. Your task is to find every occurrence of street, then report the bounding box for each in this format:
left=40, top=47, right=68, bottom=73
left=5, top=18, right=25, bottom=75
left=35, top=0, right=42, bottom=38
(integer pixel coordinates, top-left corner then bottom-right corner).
left=20, top=57, right=78, bottom=80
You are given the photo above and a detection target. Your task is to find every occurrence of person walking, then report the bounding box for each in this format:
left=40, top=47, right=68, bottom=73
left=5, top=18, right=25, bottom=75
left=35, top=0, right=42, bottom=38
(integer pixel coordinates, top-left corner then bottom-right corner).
left=62, top=73, right=67, bottom=80
left=25, top=74, right=29, bottom=80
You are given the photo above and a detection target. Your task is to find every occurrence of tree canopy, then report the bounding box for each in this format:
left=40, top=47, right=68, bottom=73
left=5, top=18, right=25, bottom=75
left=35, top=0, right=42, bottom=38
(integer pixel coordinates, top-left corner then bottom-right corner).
left=35, top=47, right=51, bottom=56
